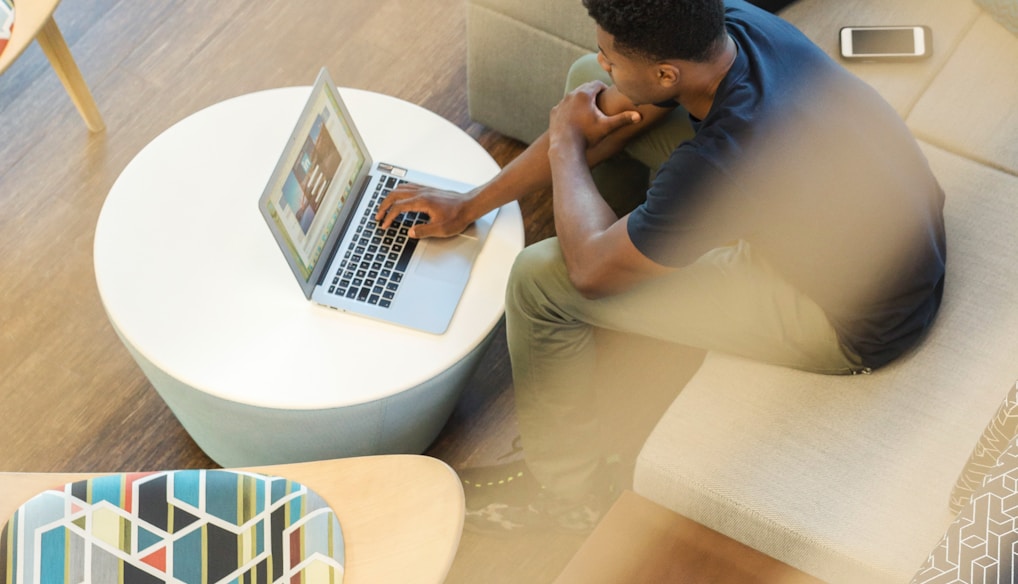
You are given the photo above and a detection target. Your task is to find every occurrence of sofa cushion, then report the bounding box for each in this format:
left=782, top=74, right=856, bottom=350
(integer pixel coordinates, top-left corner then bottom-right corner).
left=908, top=13, right=1018, bottom=176
left=467, top=2, right=593, bottom=143
left=0, top=470, right=346, bottom=582
left=633, top=143, right=1018, bottom=584
left=911, top=437, right=1018, bottom=583
left=470, top=0, right=594, bottom=53
left=778, top=0, right=980, bottom=116
left=951, top=381, right=1018, bottom=513
left=976, top=0, right=1018, bottom=37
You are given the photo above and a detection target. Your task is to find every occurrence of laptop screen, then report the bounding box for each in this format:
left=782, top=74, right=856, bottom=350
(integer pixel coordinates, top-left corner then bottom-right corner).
left=260, top=75, right=368, bottom=286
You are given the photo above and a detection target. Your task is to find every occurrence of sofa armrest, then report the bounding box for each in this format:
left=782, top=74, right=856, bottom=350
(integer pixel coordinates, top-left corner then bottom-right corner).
left=467, top=0, right=594, bottom=143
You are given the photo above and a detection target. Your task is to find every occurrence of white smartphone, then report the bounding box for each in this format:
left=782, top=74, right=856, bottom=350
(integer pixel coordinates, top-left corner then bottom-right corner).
left=839, top=26, right=932, bottom=61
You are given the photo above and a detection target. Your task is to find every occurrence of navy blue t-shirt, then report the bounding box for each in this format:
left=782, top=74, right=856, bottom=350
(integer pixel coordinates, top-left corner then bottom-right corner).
left=627, top=0, right=946, bottom=369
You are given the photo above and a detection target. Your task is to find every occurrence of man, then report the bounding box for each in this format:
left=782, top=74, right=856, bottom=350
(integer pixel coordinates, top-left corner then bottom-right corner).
left=378, top=0, right=946, bottom=534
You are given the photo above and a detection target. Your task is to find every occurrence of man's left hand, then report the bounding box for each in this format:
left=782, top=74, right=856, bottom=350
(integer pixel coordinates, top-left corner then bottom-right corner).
left=549, top=80, right=641, bottom=151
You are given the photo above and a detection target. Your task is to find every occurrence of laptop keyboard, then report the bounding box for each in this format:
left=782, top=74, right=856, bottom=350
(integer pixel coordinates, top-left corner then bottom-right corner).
left=327, top=175, right=428, bottom=308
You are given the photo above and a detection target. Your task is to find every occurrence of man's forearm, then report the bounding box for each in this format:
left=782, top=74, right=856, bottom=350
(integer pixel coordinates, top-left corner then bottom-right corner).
left=549, top=135, right=617, bottom=258
left=466, top=84, right=667, bottom=223
left=466, top=124, right=639, bottom=222
left=468, top=132, right=555, bottom=217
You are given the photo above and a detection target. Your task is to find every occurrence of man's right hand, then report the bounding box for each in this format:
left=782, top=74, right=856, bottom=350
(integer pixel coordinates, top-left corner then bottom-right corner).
left=375, top=184, right=476, bottom=239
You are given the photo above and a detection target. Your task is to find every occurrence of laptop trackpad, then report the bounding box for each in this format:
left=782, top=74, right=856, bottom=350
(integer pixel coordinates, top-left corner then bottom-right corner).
left=414, top=235, right=476, bottom=283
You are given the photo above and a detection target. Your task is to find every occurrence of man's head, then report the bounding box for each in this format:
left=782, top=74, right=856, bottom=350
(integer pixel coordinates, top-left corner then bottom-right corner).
left=582, top=0, right=727, bottom=63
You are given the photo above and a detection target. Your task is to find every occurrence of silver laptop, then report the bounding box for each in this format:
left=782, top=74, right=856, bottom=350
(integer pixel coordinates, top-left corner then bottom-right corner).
left=259, top=68, right=497, bottom=334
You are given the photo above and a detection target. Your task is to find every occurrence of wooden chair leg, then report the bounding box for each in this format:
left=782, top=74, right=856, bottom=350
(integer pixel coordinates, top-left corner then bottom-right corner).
left=35, top=16, right=105, bottom=132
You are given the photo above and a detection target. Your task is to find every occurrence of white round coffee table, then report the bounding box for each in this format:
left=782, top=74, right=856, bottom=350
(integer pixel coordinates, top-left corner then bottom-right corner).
left=93, top=87, right=524, bottom=467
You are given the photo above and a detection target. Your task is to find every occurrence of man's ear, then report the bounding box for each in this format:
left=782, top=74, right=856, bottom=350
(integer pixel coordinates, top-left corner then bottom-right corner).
left=657, top=63, right=680, bottom=88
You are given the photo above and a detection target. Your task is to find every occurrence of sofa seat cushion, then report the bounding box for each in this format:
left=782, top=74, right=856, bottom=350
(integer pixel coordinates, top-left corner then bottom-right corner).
left=778, top=0, right=980, bottom=116
left=909, top=13, right=1018, bottom=176
left=633, top=143, right=1018, bottom=584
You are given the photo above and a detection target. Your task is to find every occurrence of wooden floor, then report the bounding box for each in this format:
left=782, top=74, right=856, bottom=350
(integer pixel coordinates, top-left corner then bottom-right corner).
left=0, top=1, right=712, bottom=582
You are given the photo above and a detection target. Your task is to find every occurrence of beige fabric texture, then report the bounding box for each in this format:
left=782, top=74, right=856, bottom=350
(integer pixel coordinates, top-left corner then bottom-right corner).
left=469, top=0, right=592, bottom=50
left=466, top=2, right=592, bottom=143
left=779, top=0, right=980, bottom=116
left=909, top=13, right=1018, bottom=176
left=634, top=144, right=1018, bottom=584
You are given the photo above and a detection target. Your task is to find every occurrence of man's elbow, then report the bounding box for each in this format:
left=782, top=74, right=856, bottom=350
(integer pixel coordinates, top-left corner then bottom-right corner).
left=566, top=268, right=614, bottom=300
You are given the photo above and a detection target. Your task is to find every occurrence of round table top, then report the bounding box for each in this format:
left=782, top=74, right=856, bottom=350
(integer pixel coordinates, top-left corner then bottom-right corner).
left=94, top=87, right=523, bottom=410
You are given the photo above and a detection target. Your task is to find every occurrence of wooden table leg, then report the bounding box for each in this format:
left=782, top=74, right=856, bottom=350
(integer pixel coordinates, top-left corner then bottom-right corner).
left=35, top=16, right=105, bottom=132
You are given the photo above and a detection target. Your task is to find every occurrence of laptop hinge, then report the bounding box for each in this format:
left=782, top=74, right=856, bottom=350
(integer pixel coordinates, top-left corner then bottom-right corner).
left=377, top=162, right=408, bottom=177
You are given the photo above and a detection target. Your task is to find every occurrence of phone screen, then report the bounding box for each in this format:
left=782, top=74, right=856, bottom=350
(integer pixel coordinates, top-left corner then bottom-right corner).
left=851, top=28, right=916, bottom=55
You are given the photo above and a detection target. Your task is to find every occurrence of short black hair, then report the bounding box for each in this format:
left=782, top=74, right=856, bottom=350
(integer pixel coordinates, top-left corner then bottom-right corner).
left=582, top=0, right=727, bottom=63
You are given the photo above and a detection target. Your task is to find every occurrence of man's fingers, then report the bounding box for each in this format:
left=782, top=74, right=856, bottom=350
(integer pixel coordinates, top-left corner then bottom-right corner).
left=377, top=197, right=440, bottom=233
left=554, top=81, right=641, bottom=145
left=375, top=189, right=419, bottom=228
left=376, top=199, right=413, bottom=229
left=408, top=221, right=438, bottom=239
left=373, top=185, right=468, bottom=237
left=376, top=184, right=420, bottom=211
left=605, top=110, right=642, bottom=133
left=578, top=80, right=608, bottom=96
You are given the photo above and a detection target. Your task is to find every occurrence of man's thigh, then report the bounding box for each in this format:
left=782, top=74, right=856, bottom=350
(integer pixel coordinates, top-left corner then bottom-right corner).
left=521, top=237, right=859, bottom=374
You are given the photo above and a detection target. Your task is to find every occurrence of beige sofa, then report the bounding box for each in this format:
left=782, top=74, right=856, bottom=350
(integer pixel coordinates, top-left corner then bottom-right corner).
left=466, top=0, right=1018, bottom=582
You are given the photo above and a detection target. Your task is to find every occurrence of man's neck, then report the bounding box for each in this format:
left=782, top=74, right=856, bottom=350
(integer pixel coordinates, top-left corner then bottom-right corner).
left=677, top=35, right=738, bottom=120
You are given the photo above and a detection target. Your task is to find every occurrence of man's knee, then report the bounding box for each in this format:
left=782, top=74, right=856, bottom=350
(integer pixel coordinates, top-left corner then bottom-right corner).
left=506, top=239, right=572, bottom=315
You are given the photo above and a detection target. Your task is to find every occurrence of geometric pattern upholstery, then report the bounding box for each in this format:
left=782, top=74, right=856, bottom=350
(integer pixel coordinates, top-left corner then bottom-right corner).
left=911, top=440, right=1018, bottom=583
left=951, top=382, right=1018, bottom=514
left=0, top=2, right=10, bottom=58
left=1, top=470, right=344, bottom=583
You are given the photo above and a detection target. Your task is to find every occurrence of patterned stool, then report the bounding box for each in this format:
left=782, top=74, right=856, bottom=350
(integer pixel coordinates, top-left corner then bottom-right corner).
left=1, top=470, right=345, bottom=583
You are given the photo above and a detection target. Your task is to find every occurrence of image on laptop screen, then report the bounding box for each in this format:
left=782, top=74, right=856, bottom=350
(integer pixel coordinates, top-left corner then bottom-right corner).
left=262, top=86, right=366, bottom=281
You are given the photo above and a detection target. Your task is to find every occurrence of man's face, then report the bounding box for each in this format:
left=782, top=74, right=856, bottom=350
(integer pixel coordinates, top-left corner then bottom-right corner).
left=595, top=27, right=669, bottom=106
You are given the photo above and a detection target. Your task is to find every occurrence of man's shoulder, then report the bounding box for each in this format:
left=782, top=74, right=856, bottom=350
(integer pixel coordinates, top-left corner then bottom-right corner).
left=724, top=0, right=821, bottom=57
left=724, top=0, right=789, bottom=24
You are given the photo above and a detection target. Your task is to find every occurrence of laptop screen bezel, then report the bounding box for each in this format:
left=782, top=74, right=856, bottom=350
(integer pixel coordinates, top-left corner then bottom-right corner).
left=257, top=68, right=375, bottom=298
